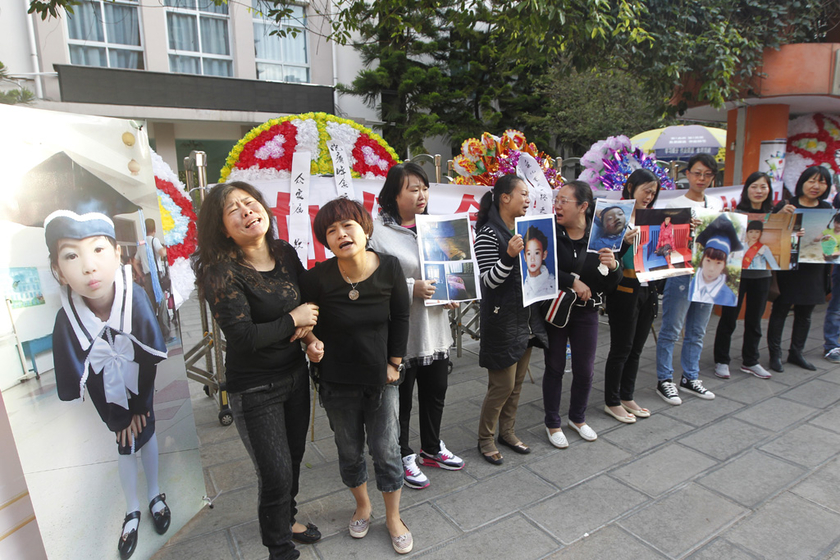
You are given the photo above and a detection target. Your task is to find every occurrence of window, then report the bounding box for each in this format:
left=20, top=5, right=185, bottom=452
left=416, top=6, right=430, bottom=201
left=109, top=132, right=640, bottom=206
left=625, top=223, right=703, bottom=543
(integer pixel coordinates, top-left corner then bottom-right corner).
left=66, top=0, right=144, bottom=69
left=165, top=0, right=232, bottom=77
left=252, top=1, right=309, bottom=83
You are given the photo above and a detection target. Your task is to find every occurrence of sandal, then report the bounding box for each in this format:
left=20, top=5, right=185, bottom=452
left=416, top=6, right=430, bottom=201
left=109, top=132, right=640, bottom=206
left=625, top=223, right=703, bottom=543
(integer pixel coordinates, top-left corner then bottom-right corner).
left=292, top=522, right=321, bottom=544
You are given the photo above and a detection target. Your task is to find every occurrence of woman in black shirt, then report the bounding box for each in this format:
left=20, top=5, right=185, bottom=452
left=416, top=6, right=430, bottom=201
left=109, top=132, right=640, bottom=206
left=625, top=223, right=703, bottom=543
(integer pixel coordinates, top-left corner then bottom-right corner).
left=193, top=182, right=323, bottom=560
left=301, top=198, right=413, bottom=554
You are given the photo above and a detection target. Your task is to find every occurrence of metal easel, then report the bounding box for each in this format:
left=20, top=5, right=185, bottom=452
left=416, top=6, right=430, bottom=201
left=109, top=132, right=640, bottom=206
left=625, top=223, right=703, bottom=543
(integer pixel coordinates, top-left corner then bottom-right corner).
left=181, top=150, right=232, bottom=426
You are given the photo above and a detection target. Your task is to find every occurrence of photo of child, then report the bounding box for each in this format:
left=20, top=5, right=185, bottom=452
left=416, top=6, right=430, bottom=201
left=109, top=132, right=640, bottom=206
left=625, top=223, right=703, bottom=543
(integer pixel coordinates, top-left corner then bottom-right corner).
left=743, top=220, right=780, bottom=270
left=588, top=199, right=634, bottom=252
left=515, top=214, right=558, bottom=306
left=794, top=208, right=840, bottom=264
left=633, top=208, right=694, bottom=282
left=817, top=213, right=840, bottom=261
left=690, top=213, right=746, bottom=306
left=46, top=210, right=170, bottom=559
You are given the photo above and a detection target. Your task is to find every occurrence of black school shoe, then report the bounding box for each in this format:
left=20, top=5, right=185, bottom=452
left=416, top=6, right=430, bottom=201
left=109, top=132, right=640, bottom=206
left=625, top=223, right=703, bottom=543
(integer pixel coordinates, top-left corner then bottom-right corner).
left=149, top=493, right=171, bottom=535
left=292, top=522, right=322, bottom=544
left=118, top=511, right=141, bottom=560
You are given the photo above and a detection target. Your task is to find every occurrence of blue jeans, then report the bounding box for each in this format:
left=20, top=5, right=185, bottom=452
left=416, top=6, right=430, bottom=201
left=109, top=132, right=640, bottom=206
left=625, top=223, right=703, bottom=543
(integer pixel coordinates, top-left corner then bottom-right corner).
left=228, top=366, right=309, bottom=560
left=321, top=382, right=402, bottom=493
left=656, top=274, right=713, bottom=381
left=825, top=264, right=840, bottom=352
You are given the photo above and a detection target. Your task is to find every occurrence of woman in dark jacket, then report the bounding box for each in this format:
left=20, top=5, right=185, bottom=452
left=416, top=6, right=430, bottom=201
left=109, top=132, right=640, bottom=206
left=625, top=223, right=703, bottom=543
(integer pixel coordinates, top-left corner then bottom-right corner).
left=474, top=174, right=549, bottom=465
left=544, top=181, right=622, bottom=447
left=604, top=169, right=660, bottom=423
left=767, top=165, right=833, bottom=372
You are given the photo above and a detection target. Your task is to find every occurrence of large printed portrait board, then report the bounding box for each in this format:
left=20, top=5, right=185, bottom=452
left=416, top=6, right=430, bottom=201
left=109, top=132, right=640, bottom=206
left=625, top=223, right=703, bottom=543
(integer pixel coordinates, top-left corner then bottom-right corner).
left=0, top=105, right=206, bottom=560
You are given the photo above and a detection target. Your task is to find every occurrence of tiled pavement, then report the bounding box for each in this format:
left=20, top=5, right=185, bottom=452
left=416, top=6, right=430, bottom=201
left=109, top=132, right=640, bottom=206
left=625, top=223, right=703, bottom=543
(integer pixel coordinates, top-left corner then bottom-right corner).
left=153, top=298, right=840, bottom=560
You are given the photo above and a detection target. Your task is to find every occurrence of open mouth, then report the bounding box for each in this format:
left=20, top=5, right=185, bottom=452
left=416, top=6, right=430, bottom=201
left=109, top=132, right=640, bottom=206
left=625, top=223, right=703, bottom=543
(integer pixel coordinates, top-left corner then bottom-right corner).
left=339, top=240, right=354, bottom=249
left=245, top=217, right=262, bottom=229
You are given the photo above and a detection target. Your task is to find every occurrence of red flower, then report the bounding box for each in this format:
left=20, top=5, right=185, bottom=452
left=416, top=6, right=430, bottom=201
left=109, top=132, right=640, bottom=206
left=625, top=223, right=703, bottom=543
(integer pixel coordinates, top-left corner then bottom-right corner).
left=237, top=121, right=299, bottom=172
left=154, top=177, right=198, bottom=264
left=351, top=134, right=398, bottom=177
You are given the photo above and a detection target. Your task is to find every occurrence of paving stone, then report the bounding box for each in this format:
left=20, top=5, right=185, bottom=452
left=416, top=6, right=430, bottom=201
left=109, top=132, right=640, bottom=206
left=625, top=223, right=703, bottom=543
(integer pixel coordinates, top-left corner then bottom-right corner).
left=733, top=396, right=816, bottom=432
left=660, top=395, right=744, bottom=427
left=165, top=486, right=258, bottom=544
left=527, top=440, right=631, bottom=490
left=790, top=456, right=840, bottom=514
left=208, top=457, right=257, bottom=493
left=610, top=444, right=717, bottom=497
left=759, top=423, right=840, bottom=468
left=679, top=418, right=773, bottom=461
left=686, top=538, right=762, bottom=559
left=199, top=437, right=249, bottom=469
left=781, top=378, right=840, bottom=409
left=524, top=475, right=648, bottom=545
left=808, top=403, right=840, bottom=434
left=619, top=483, right=746, bottom=558
left=439, top=399, right=481, bottom=427
left=543, top=524, right=666, bottom=559
left=726, top=492, right=840, bottom=560
left=398, top=467, right=476, bottom=510
left=717, top=377, right=789, bottom=404
left=419, top=514, right=559, bottom=560
left=818, top=370, right=840, bottom=385
left=697, top=449, right=806, bottom=507
left=435, top=467, right=557, bottom=530
left=152, top=528, right=234, bottom=560
left=600, top=413, right=693, bottom=454
left=442, top=379, right=487, bottom=404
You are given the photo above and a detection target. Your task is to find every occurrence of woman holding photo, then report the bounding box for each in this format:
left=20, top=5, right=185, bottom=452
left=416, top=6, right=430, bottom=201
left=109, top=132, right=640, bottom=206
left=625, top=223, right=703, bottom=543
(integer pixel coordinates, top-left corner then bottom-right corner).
left=369, top=163, right=464, bottom=491
left=767, top=165, right=833, bottom=372
left=713, top=172, right=776, bottom=379
left=474, top=174, right=548, bottom=464
left=544, top=181, right=622, bottom=446
left=603, top=169, right=660, bottom=423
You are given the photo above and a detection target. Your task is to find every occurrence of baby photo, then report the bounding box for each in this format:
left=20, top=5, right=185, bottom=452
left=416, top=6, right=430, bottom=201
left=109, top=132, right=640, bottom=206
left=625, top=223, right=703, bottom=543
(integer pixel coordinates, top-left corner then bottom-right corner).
left=690, top=211, right=748, bottom=306
left=588, top=198, right=635, bottom=253
left=515, top=214, right=558, bottom=306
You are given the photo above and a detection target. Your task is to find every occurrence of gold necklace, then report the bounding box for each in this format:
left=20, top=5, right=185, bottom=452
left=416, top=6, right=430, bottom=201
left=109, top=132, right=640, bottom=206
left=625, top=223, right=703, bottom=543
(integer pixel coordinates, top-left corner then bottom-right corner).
left=338, top=255, right=368, bottom=301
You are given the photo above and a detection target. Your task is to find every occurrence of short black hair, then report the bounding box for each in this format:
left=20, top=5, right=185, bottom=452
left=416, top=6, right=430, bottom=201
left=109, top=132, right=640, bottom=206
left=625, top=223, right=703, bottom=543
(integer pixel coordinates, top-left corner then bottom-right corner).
left=747, top=220, right=764, bottom=232
left=686, top=153, right=718, bottom=175
left=794, top=166, right=833, bottom=201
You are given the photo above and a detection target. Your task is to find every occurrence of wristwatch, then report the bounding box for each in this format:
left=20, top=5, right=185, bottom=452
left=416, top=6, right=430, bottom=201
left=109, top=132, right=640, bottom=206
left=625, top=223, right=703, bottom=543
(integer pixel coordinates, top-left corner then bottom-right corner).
left=388, top=360, right=405, bottom=373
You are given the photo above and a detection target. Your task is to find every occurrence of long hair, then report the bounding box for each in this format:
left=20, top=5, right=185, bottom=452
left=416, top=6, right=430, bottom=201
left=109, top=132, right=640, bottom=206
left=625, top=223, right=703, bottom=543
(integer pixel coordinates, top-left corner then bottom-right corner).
left=794, top=165, right=833, bottom=201
left=622, top=169, right=660, bottom=208
left=378, top=162, right=429, bottom=224
left=475, top=174, right=524, bottom=230
left=191, top=181, right=286, bottom=297
left=736, top=171, right=773, bottom=213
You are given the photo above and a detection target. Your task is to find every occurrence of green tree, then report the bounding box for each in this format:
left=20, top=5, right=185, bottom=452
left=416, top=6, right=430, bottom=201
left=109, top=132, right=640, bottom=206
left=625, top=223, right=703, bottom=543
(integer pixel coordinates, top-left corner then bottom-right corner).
left=0, top=62, right=35, bottom=105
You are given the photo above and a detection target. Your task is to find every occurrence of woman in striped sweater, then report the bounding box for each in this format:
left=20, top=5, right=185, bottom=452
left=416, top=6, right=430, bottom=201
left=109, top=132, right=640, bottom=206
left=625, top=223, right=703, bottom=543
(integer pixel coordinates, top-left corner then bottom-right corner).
left=474, top=175, right=549, bottom=465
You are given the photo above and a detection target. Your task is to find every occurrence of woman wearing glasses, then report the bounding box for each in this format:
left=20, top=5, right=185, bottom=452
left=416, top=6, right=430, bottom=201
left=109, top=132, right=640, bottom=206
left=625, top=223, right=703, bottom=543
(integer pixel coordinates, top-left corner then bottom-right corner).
left=543, top=181, right=622, bottom=447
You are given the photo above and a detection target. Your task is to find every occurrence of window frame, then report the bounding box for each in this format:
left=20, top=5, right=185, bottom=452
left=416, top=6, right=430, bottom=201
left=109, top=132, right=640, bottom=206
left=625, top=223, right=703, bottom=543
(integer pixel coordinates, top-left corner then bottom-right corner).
left=251, top=1, right=310, bottom=84
left=65, top=0, right=146, bottom=70
left=164, top=0, right=234, bottom=77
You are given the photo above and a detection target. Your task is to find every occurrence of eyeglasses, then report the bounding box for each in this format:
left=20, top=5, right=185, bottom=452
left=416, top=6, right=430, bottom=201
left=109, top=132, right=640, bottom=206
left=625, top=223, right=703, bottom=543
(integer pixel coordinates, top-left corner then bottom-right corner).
left=555, top=197, right=579, bottom=206
left=688, top=171, right=715, bottom=179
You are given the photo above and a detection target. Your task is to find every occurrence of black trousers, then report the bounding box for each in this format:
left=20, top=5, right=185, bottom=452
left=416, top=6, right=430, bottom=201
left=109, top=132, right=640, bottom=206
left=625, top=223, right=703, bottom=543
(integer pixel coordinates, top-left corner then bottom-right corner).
left=399, top=358, right=449, bottom=457
left=714, top=276, right=771, bottom=367
left=604, top=285, right=657, bottom=407
left=767, top=301, right=816, bottom=357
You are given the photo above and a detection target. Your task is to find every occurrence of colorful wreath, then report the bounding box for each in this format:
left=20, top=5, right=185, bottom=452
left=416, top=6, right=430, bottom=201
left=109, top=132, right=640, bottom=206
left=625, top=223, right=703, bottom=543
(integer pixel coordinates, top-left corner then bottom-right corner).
left=451, top=130, right=562, bottom=188
left=784, top=113, right=840, bottom=187
left=578, top=135, right=675, bottom=191
left=151, top=150, right=197, bottom=308
left=221, top=112, right=400, bottom=182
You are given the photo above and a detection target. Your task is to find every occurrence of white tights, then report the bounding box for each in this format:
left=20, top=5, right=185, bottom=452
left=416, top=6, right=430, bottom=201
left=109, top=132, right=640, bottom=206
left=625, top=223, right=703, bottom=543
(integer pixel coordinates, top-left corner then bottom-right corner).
left=118, top=433, right=162, bottom=535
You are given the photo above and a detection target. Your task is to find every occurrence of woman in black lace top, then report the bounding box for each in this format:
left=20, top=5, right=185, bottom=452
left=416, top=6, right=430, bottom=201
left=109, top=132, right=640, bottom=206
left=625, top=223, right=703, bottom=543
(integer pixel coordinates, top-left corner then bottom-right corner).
left=193, top=182, right=323, bottom=560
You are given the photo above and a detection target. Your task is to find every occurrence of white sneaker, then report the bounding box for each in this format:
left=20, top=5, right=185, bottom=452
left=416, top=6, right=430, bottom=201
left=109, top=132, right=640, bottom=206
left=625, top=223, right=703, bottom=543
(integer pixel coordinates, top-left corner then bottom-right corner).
left=714, top=363, right=731, bottom=379
left=401, top=454, right=429, bottom=489
left=568, top=422, right=597, bottom=441
left=545, top=427, right=568, bottom=449
left=656, top=380, right=682, bottom=405
left=740, top=363, right=772, bottom=379
left=825, top=348, right=840, bottom=363
left=679, top=377, right=715, bottom=400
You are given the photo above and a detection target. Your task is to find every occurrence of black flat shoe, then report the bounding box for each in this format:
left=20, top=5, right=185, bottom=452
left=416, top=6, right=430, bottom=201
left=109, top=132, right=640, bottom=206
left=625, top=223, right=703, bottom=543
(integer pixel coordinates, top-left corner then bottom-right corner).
left=149, top=493, right=171, bottom=535
left=478, top=444, right=503, bottom=465
left=787, top=353, right=816, bottom=371
left=498, top=437, right=531, bottom=454
left=118, top=511, right=141, bottom=560
left=292, top=522, right=321, bottom=544
left=769, top=355, right=784, bottom=373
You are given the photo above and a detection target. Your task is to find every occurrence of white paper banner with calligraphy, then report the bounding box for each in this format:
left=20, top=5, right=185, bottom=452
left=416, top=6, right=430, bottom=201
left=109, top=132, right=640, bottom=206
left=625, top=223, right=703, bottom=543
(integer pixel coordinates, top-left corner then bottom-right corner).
left=289, top=151, right=312, bottom=265
left=516, top=153, right=553, bottom=215
left=327, top=143, right=355, bottom=200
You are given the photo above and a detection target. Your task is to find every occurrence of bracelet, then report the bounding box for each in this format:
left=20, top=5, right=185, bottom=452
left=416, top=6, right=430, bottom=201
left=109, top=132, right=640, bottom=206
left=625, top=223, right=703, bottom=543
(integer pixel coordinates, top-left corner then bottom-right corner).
left=388, top=360, right=401, bottom=370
